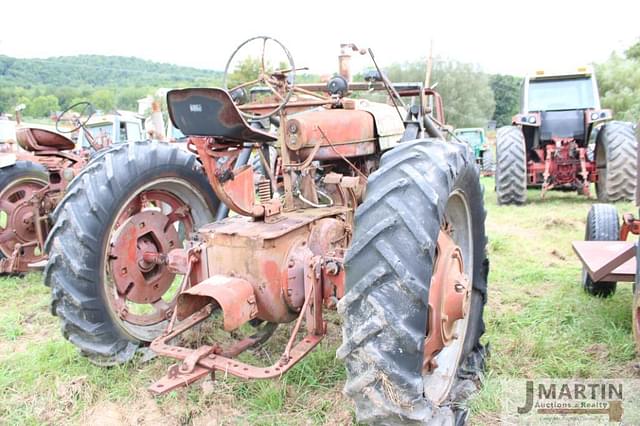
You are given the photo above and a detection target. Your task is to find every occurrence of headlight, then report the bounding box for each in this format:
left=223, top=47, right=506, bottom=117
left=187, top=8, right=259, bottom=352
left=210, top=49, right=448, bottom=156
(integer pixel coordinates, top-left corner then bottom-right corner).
left=591, top=112, right=599, bottom=121
left=527, top=116, right=536, bottom=124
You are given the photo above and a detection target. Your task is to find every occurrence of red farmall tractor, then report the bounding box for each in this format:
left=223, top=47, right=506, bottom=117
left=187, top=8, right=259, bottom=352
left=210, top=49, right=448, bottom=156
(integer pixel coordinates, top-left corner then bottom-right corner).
left=495, top=67, right=638, bottom=205
left=0, top=102, right=113, bottom=274
left=45, top=37, right=489, bottom=424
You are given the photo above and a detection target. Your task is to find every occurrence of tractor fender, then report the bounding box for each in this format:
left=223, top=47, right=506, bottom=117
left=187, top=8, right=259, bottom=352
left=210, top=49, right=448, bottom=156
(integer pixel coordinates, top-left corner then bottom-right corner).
left=0, top=153, right=17, bottom=169
left=176, top=275, right=258, bottom=331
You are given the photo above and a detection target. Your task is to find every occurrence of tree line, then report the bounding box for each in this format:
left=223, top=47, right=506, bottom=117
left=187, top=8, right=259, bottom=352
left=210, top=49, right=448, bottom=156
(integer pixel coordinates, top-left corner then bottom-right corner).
left=1, top=41, right=639, bottom=128
left=596, top=40, right=640, bottom=122
left=0, top=55, right=221, bottom=117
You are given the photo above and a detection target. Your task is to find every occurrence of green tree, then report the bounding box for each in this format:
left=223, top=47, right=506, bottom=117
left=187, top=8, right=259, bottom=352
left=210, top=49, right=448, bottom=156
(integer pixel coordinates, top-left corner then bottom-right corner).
left=90, top=89, right=116, bottom=112
left=625, top=39, right=640, bottom=60
left=226, top=57, right=263, bottom=89
left=385, top=59, right=496, bottom=128
left=490, top=74, right=521, bottom=127
left=25, top=95, right=59, bottom=118
left=596, top=51, right=640, bottom=121
left=116, top=87, right=150, bottom=111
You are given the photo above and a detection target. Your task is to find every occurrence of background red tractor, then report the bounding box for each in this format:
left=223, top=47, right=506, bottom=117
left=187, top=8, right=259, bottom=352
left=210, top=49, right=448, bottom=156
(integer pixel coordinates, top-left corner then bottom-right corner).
left=495, top=67, right=638, bottom=204
left=0, top=102, right=148, bottom=275
left=0, top=102, right=106, bottom=274
left=45, top=37, right=489, bottom=424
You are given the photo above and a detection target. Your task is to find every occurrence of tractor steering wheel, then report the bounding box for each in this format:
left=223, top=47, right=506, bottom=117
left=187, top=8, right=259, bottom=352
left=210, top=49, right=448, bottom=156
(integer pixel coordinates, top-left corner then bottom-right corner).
left=56, top=101, right=95, bottom=134
left=223, top=36, right=296, bottom=121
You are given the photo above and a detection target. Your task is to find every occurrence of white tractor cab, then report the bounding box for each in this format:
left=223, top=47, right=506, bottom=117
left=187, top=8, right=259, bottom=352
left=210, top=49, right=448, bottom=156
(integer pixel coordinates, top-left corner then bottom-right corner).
left=522, top=67, right=602, bottom=116
left=76, top=111, right=144, bottom=151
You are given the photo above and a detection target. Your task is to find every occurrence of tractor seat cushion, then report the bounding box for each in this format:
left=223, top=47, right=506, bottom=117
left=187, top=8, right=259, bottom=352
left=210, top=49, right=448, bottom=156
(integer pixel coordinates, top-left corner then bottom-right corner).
left=167, top=88, right=277, bottom=144
left=16, top=127, right=75, bottom=152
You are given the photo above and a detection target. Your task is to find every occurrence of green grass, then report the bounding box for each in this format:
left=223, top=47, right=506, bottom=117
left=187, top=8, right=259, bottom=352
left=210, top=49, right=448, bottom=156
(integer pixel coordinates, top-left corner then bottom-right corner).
left=469, top=179, right=639, bottom=423
left=0, top=178, right=638, bottom=424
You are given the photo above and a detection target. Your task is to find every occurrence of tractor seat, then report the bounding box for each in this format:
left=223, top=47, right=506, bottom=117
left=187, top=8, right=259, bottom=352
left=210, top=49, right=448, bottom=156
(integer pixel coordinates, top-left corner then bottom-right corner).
left=167, top=88, right=277, bottom=144
left=16, top=127, right=75, bottom=152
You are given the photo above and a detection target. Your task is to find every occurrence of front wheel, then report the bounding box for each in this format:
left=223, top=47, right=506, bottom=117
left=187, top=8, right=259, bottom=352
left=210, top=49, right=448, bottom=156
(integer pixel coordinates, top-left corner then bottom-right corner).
left=44, top=141, right=219, bottom=364
left=339, top=140, right=488, bottom=424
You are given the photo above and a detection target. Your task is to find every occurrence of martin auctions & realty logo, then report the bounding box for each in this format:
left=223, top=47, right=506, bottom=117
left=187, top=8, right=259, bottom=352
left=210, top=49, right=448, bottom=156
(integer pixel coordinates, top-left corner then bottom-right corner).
left=501, top=379, right=640, bottom=424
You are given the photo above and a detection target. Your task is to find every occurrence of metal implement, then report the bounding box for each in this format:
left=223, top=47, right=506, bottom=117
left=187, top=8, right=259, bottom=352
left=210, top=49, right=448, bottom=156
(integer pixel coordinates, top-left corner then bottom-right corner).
left=573, top=241, right=636, bottom=283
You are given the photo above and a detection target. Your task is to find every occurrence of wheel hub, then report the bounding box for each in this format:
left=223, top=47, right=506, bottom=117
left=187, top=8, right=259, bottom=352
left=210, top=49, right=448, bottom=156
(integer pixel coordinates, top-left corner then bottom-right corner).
left=109, top=210, right=180, bottom=305
left=423, top=230, right=471, bottom=373
left=9, top=203, right=36, bottom=240
left=0, top=180, right=44, bottom=263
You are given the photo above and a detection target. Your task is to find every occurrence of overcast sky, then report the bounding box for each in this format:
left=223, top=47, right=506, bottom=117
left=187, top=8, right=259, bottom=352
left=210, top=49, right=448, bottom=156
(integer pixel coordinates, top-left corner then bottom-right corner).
left=1, top=0, right=638, bottom=76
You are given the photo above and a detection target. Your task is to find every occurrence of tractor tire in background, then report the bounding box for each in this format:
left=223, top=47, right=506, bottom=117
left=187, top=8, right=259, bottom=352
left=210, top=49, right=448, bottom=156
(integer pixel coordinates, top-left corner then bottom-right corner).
left=582, top=203, right=619, bottom=297
left=480, top=148, right=495, bottom=175
left=0, top=161, right=48, bottom=264
left=596, top=121, right=637, bottom=202
left=339, top=139, right=488, bottom=425
left=495, top=126, right=527, bottom=205
left=44, top=141, right=219, bottom=365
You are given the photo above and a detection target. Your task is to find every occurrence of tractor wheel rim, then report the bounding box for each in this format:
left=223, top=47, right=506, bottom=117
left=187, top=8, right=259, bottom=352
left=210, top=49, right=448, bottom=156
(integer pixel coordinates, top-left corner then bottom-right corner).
left=0, top=177, right=47, bottom=261
left=424, top=189, right=473, bottom=404
left=103, top=178, right=211, bottom=342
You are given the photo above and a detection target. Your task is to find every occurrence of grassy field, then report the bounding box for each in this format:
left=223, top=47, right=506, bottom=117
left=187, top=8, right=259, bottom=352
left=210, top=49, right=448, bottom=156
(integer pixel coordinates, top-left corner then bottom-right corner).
left=1, top=177, right=638, bottom=425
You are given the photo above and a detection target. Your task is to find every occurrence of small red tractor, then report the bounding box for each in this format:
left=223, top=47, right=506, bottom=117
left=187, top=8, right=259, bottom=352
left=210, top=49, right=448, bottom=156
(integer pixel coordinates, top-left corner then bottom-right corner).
left=573, top=127, right=640, bottom=350
left=0, top=103, right=146, bottom=275
left=495, top=67, right=638, bottom=204
left=45, top=37, right=489, bottom=424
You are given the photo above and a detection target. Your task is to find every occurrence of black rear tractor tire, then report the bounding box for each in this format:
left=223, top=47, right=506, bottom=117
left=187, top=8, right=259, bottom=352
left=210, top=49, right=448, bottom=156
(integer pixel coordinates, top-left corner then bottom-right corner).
left=339, top=139, right=488, bottom=425
left=596, top=121, right=637, bottom=202
left=0, top=161, right=48, bottom=261
left=582, top=204, right=619, bottom=297
left=495, top=126, right=527, bottom=205
left=44, top=141, right=219, bottom=365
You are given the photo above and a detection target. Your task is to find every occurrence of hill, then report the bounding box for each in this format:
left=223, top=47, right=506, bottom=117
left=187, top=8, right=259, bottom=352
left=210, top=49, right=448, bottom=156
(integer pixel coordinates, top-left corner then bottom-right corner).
left=0, top=55, right=223, bottom=116
left=0, top=55, right=221, bottom=87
